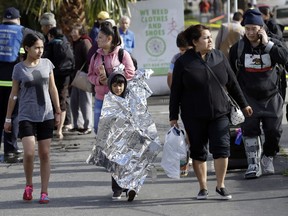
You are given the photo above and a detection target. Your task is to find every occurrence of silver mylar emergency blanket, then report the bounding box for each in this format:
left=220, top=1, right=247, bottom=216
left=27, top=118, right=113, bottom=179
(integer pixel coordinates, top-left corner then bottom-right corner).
left=86, top=67, right=162, bottom=193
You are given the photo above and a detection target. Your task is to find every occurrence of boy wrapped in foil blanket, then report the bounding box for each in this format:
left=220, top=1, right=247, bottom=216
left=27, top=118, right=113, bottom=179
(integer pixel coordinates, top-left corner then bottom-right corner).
left=87, top=67, right=162, bottom=193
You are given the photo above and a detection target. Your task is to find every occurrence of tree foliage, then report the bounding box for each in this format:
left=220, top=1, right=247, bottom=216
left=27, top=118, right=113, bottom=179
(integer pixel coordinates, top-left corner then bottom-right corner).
left=1, top=0, right=137, bottom=33
left=21, top=0, right=136, bottom=25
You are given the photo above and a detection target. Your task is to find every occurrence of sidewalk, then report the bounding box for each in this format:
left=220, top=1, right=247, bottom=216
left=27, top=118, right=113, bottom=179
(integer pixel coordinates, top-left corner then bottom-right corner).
left=0, top=101, right=288, bottom=216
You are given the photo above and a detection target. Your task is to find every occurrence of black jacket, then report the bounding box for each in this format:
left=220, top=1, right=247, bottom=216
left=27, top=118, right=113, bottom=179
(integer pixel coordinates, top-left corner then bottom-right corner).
left=169, top=48, right=248, bottom=121
left=43, top=37, right=74, bottom=77
left=229, top=36, right=288, bottom=100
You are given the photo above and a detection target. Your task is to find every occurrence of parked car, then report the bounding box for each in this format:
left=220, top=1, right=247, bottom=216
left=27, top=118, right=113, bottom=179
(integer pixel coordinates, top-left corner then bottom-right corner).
left=273, top=5, right=288, bottom=27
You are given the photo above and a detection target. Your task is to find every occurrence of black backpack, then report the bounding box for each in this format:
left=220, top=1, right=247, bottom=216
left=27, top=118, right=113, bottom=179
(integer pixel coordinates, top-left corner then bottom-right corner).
left=52, top=40, right=74, bottom=75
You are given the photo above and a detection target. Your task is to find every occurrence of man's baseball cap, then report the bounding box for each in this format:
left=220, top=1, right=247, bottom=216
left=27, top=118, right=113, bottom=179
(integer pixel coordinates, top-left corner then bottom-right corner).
left=3, top=7, right=21, bottom=19
left=97, top=11, right=109, bottom=20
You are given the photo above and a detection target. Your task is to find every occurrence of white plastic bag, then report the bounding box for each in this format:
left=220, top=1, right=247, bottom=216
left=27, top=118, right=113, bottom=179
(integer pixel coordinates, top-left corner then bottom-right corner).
left=161, top=126, right=188, bottom=179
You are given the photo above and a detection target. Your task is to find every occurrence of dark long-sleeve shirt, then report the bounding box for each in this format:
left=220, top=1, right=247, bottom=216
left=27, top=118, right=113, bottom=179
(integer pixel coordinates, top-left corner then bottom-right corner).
left=169, top=48, right=248, bottom=121
left=229, top=36, right=288, bottom=100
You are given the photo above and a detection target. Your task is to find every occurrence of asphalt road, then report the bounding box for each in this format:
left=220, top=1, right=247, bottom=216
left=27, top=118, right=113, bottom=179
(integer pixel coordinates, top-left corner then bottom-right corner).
left=0, top=97, right=287, bottom=216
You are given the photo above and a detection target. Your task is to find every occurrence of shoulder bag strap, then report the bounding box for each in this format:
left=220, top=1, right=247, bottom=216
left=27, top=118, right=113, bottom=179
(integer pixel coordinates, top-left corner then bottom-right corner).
left=203, top=62, right=235, bottom=105
left=79, top=62, right=86, bottom=71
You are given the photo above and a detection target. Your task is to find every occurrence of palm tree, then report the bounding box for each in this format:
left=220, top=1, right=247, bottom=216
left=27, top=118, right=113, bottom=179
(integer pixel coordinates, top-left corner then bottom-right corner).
left=58, top=0, right=87, bottom=36
left=17, top=0, right=137, bottom=34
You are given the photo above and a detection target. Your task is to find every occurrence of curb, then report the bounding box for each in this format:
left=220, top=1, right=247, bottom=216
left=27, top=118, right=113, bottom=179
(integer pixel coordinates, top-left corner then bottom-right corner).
left=147, top=95, right=169, bottom=106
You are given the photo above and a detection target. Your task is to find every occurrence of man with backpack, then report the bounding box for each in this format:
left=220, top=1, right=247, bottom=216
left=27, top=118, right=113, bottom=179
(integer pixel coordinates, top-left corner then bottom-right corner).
left=229, top=9, right=288, bottom=179
left=43, top=27, right=75, bottom=139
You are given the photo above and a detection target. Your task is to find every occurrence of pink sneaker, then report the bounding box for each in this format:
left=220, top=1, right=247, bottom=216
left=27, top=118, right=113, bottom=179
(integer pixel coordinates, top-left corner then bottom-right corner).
left=23, top=185, right=33, bottom=201
left=39, top=192, right=49, bottom=204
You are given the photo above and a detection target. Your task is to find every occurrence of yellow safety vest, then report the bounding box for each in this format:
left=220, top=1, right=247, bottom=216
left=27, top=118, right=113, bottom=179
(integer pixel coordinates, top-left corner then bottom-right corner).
left=0, top=48, right=24, bottom=87
left=0, top=80, right=13, bottom=87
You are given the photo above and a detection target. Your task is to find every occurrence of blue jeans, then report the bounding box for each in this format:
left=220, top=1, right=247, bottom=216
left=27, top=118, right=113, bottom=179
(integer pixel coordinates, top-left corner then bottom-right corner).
left=94, top=99, right=103, bottom=134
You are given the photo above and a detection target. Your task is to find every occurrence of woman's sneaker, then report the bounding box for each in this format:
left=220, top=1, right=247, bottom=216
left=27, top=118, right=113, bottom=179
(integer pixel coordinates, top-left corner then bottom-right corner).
left=23, top=185, right=33, bottom=201
left=196, top=189, right=208, bottom=200
left=78, top=128, right=92, bottom=135
left=216, top=187, right=232, bottom=200
left=39, top=193, right=49, bottom=204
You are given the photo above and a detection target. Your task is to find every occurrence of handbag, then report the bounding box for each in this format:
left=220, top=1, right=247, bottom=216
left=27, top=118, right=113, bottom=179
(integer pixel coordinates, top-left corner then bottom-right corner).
left=226, top=93, right=245, bottom=125
left=71, top=62, right=93, bottom=93
left=204, top=63, right=245, bottom=125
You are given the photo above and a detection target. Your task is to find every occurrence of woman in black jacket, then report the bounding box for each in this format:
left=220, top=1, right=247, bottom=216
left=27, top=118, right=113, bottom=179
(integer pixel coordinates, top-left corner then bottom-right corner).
left=169, top=24, right=252, bottom=200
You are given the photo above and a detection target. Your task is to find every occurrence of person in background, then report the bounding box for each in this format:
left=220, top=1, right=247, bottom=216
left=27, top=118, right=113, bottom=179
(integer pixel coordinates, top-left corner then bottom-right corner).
left=258, top=6, right=283, bottom=38
left=215, top=11, right=244, bottom=59
left=212, top=0, right=223, bottom=17
left=43, top=27, right=74, bottom=139
left=39, top=12, right=57, bottom=47
left=170, top=24, right=252, bottom=200
left=118, top=16, right=135, bottom=54
left=167, top=31, right=191, bottom=89
left=229, top=9, right=288, bottom=179
left=87, top=18, right=116, bottom=64
left=88, top=21, right=135, bottom=137
left=89, top=11, right=110, bottom=45
left=69, top=24, right=93, bottom=135
left=4, top=32, right=61, bottom=204
left=199, top=0, right=210, bottom=14
left=39, top=12, right=73, bottom=131
left=167, top=31, right=192, bottom=176
left=0, top=7, right=34, bottom=159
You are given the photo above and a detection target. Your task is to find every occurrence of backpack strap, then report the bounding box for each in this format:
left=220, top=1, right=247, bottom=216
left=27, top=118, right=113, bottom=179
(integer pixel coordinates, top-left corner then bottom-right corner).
left=94, top=48, right=124, bottom=62
left=94, top=48, right=124, bottom=77
left=101, top=55, right=109, bottom=77
left=118, top=48, right=137, bottom=70
left=118, top=48, right=124, bottom=63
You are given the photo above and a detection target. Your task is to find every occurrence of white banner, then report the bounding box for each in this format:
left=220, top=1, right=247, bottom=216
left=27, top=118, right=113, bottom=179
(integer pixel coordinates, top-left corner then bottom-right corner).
left=129, top=0, right=184, bottom=76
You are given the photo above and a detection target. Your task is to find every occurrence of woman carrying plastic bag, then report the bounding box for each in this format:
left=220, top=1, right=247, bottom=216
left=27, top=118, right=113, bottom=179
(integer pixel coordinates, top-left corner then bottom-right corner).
left=161, top=126, right=188, bottom=179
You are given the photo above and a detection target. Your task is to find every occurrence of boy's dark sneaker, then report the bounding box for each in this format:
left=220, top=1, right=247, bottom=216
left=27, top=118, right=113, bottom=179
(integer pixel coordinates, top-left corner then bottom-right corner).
left=78, top=128, right=92, bottom=135
left=112, top=191, right=122, bottom=200
left=196, top=189, right=208, bottom=200
left=216, top=187, right=232, bottom=200
left=127, top=189, right=136, bottom=202
left=4, top=149, right=23, bottom=156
